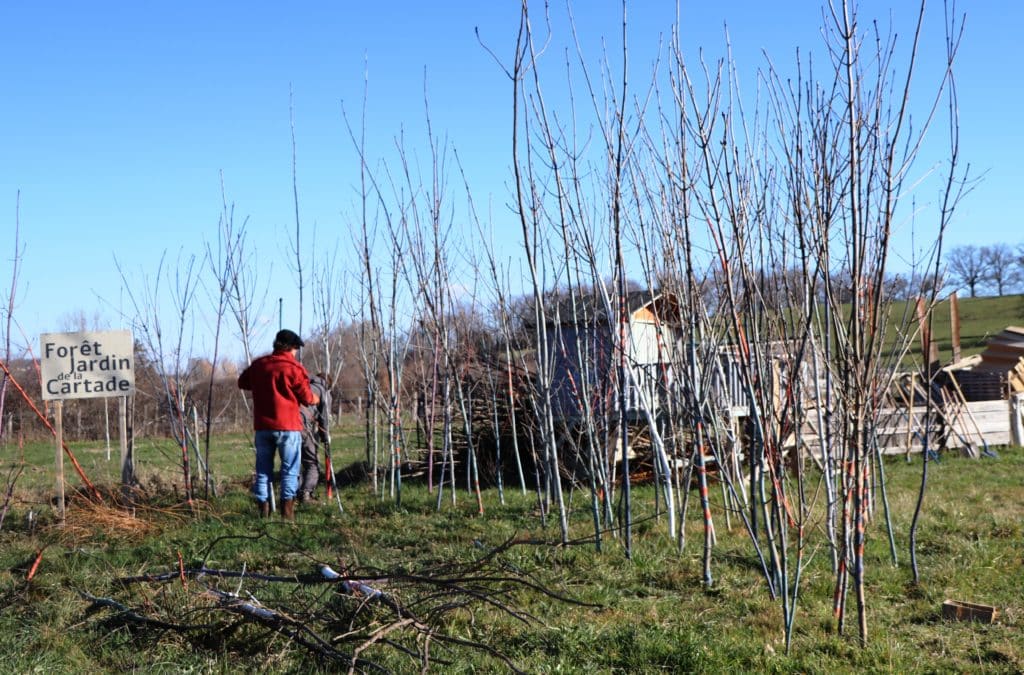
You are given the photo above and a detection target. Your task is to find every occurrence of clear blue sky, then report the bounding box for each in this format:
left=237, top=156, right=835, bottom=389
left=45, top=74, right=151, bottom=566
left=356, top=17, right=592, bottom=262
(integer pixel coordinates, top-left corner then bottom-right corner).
left=2, top=1, right=1021, bottom=359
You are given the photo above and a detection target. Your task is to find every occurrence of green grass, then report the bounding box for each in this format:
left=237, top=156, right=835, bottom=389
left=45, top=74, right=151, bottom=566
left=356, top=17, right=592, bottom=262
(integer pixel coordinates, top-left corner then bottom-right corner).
left=1, top=427, right=1022, bottom=673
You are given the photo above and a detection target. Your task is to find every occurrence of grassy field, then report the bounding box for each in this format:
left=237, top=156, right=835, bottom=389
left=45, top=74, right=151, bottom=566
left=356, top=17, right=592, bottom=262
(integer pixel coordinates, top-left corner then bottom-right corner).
left=892, top=293, right=1024, bottom=365
left=1, top=292, right=1023, bottom=672
left=0, top=421, right=1022, bottom=673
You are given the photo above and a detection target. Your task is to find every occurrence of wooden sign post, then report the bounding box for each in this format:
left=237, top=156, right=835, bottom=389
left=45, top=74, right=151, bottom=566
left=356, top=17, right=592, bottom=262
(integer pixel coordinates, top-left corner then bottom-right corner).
left=119, top=396, right=133, bottom=505
left=54, top=400, right=65, bottom=523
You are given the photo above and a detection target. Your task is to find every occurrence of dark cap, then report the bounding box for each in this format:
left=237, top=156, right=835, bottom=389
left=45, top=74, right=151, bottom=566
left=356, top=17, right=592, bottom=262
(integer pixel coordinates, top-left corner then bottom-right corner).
left=274, top=329, right=304, bottom=349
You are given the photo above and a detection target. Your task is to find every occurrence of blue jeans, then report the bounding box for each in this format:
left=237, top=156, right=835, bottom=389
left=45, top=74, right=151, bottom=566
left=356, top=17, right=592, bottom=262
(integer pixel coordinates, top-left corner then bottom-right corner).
left=252, top=430, right=301, bottom=503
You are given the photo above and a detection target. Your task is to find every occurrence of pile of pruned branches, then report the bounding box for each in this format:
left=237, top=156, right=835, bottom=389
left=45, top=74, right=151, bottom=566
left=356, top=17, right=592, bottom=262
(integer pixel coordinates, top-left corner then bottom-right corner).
left=79, top=533, right=590, bottom=673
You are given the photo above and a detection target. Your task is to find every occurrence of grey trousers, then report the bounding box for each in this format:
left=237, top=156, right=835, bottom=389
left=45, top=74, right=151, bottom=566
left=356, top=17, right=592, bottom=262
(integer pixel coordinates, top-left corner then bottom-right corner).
left=299, top=435, right=320, bottom=496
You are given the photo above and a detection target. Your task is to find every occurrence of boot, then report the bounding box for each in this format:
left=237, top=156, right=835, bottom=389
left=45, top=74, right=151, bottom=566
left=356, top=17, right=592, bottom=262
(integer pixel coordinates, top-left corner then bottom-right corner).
left=257, top=501, right=270, bottom=518
left=281, top=499, right=295, bottom=522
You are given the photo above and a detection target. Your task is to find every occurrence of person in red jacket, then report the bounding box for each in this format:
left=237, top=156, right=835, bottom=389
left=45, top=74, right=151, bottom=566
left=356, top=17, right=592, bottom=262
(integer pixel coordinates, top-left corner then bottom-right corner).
left=238, top=329, right=319, bottom=520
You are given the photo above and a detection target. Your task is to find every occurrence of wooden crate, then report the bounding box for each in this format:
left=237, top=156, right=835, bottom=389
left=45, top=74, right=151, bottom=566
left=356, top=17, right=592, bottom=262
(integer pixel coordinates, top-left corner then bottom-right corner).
left=950, top=400, right=1012, bottom=447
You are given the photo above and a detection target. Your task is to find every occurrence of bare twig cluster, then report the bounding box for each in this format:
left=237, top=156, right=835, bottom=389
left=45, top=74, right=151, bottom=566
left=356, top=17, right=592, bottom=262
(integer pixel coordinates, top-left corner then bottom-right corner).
left=80, top=534, right=589, bottom=673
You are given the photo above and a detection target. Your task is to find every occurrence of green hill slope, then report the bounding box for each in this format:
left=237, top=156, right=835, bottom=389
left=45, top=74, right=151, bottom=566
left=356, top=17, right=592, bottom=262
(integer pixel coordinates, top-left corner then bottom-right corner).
left=895, top=293, right=1024, bottom=366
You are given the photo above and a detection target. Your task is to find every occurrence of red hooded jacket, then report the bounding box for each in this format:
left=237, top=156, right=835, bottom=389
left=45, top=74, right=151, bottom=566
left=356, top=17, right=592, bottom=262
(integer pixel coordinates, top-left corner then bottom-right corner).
left=238, top=350, right=316, bottom=431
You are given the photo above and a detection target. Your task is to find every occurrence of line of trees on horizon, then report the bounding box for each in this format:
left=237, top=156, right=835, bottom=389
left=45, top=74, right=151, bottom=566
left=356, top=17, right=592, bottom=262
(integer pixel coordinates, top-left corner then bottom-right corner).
left=944, top=242, right=1023, bottom=298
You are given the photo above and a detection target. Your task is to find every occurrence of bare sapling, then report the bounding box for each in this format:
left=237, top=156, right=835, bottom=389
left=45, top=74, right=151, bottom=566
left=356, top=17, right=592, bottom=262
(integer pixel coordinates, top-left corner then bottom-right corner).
left=195, top=177, right=247, bottom=499
left=908, top=2, right=970, bottom=586
left=288, top=86, right=306, bottom=337
left=0, top=192, right=25, bottom=443
left=117, top=252, right=204, bottom=507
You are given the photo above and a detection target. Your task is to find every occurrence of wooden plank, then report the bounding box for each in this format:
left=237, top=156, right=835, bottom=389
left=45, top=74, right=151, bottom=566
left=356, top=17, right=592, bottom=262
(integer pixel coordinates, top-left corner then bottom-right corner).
left=943, top=600, right=998, bottom=624
left=790, top=397, right=1013, bottom=460
left=880, top=444, right=926, bottom=456
left=979, top=343, right=1024, bottom=359
left=944, top=354, right=983, bottom=371
left=964, top=409, right=1011, bottom=424
left=950, top=292, right=961, bottom=363
left=966, top=400, right=1010, bottom=415
left=916, top=297, right=940, bottom=367
left=988, top=326, right=1024, bottom=341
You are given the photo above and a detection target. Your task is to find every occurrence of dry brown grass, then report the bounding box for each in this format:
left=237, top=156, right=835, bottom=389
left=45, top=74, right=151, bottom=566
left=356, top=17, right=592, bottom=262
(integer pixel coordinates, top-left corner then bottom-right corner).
left=44, top=491, right=204, bottom=545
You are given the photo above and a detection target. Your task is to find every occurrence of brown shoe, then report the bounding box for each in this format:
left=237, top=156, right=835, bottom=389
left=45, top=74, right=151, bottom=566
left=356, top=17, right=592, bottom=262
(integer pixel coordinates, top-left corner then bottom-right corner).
left=281, top=499, right=295, bottom=521
left=258, top=501, right=270, bottom=518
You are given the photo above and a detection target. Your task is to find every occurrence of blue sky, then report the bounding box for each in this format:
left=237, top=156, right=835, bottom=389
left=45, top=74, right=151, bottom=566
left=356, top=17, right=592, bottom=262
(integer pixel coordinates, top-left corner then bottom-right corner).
left=2, top=1, right=1021, bottom=358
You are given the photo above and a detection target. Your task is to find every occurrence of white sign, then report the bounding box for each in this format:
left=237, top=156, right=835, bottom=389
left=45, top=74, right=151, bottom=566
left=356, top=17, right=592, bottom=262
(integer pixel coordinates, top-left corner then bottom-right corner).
left=40, top=330, right=135, bottom=400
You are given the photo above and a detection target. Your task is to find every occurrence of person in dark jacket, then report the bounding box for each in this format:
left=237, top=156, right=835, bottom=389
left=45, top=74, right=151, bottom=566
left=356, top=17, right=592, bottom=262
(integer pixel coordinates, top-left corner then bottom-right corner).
left=298, top=373, right=330, bottom=502
left=238, top=329, right=319, bottom=520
